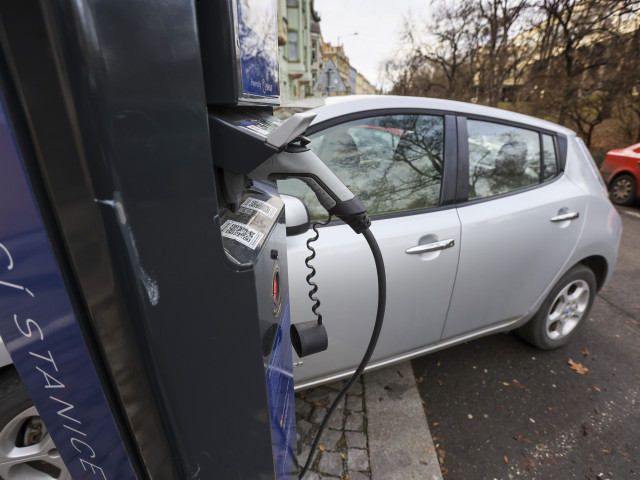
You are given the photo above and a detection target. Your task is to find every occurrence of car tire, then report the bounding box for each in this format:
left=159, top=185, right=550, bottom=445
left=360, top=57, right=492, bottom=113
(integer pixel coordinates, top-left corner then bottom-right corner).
left=516, top=264, right=596, bottom=350
left=608, top=173, right=637, bottom=205
left=0, top=367, right=71, bottom=480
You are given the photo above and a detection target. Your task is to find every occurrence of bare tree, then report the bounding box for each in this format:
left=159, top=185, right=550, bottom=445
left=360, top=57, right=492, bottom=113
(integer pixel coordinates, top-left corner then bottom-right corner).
left=385, top=0, right=640, bottom=149
left=528, top=0, right=638, bottom=133
left=475, top=0, right=530, bottom=106
left=385, top=1, right=478, bottom=100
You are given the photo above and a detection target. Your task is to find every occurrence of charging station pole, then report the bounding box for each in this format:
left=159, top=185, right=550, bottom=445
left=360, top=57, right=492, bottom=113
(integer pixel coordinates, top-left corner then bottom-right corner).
left=0, top=1, right=298, bottom=479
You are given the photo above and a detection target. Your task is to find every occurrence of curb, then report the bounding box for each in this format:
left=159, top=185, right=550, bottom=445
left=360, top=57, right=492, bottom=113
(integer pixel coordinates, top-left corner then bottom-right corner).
left=364, top=361, right=443, bottom=480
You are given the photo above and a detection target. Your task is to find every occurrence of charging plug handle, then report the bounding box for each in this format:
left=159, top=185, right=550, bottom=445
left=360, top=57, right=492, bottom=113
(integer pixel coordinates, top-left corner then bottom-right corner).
left=249, top=147, right=370, bottom=234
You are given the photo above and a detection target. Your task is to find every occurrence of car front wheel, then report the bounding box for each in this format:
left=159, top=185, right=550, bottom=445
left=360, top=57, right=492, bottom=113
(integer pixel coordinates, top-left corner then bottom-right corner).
left=609, top=173, right=637, bottom=205
left=516, top=264, right=596, bottom=350
left=0, top=367, right=71, bottom=480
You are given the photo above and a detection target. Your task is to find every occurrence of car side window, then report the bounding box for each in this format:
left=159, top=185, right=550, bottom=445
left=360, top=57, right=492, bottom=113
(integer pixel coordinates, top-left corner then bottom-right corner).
left=278, top=114, right=444, bottom=221
left=468, top=120, right=542, bottom=200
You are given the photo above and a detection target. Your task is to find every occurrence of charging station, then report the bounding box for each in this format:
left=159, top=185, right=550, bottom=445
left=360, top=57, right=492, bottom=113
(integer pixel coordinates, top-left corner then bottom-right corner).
left=0, top=1, right=384, bottom=479
left=0, top=0, right=299, bottom=478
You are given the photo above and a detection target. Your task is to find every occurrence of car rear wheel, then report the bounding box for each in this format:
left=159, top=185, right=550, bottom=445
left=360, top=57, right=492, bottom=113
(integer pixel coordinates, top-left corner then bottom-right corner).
left=609, top=173, right=636, bottom=205
left=516, top=264, right=596, bottom=350
left=0, top=367, right=71, bottom=480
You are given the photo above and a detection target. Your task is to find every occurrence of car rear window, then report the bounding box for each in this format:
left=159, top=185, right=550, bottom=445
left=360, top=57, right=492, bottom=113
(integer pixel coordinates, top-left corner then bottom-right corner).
left=466, top=120, right=562, bottom=201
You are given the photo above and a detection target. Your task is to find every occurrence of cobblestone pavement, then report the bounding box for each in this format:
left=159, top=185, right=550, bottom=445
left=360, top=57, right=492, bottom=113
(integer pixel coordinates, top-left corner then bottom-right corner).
left=295, top=377, right=371, bottom=480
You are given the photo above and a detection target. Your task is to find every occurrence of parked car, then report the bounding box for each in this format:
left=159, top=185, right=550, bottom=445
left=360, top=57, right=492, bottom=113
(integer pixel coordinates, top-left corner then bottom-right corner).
left=600, top=142, right=640, bottom=205
left=276, top=95, right=622, bottom=390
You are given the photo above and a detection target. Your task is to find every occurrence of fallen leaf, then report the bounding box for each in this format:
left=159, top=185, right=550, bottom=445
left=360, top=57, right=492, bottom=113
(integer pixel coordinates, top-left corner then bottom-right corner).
left=521, top=455, right=536, bottom=472
left=514, top=434, right=531, bottom=444
left=419, top=461, right=428, bottom=466
left=441, top=466, right=450, bottom=475
left=587, top=457, right=596, bottom=463
left=548, top=407, right=558, bottom=413
left=592, top=385, right=601, bottom=392
left=318, top=445, right=325, bottom=452
left=432, top=435, right=440, bottom=442
left=437, top=361, right=441, bottom=367
left=512, top=379, right=530, bottom=392
left=420, top=397, right=426, bottom=404
left=619, top=450, right=627, bottom=457
left=602, top=449, right=612, bottom=454
left=301, top=394, right=308, bottom=399
left=438, top=379, right=444, bottom=386
left=433, top=422, right=440, bottom=426
left=340, top=453, right=346, bottom=461
left=397, top=370, right=404, bottom=378
left=568, top=358, right=589, bottom=375
left=504, top=456, right=509, bottom=464
left=435, top=445, right=446, bottom=464
left=502, top=382, right=511, bottom=386
left=345, top=475, right=349, bottom=480
left=424, top=406, right=432, bottom=415
left=581, top=348, right=590, bottom=356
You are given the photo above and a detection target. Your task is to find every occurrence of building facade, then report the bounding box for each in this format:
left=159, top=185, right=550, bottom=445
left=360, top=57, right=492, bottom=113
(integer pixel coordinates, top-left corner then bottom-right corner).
left=278, top=0, right=376, bottom=103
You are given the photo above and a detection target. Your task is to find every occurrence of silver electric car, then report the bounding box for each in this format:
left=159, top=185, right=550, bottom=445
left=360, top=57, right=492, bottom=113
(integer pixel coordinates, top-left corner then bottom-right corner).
left=276, top=95, right=622, bottom=390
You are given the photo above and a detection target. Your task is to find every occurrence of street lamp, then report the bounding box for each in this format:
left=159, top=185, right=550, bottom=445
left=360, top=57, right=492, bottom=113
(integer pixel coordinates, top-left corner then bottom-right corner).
left=337, top=32, right=358, bottom=48
left=336, top=32, right=358, bottom=95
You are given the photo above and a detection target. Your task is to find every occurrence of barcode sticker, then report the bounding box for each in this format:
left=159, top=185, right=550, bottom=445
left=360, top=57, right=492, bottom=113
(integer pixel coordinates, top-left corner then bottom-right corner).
left=241, top=198, right=278, bottom=219
left=245, top=123, right=272, bottom=136
left=221, top=220, right=264, bottom=250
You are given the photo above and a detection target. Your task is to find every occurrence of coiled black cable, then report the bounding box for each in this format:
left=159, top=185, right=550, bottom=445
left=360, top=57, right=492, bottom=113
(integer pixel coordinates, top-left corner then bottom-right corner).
left=298, top=226, right=386, bottom=479
left=304, top=215, right=332, bottom=325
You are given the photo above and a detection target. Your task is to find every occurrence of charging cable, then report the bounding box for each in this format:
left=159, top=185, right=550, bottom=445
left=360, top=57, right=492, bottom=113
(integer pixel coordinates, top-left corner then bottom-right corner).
left=298, top=226, right=386, bottom=479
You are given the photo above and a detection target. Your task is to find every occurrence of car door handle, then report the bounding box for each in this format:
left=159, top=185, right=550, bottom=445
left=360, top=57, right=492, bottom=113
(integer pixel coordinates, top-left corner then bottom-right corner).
left=405, top=239, right=455, bottom=255
left=550, top=212, right=579, bottom=222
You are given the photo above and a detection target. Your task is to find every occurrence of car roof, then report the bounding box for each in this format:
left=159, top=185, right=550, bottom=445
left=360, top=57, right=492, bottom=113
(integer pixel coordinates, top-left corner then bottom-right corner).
left=279, top=95, right=575, bottom=136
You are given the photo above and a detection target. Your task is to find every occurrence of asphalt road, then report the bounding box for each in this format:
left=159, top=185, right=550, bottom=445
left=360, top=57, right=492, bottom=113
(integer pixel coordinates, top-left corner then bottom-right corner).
left=412, top=205, right=640, bottom=480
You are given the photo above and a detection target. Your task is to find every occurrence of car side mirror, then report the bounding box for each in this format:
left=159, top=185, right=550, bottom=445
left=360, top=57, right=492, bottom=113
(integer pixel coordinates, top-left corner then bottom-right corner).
left=282, top=194, right=310, bottom=236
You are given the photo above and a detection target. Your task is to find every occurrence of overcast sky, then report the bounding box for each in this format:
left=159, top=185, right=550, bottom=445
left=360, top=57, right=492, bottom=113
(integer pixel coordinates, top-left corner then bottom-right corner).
left=314, top=0, right=431, bottom=90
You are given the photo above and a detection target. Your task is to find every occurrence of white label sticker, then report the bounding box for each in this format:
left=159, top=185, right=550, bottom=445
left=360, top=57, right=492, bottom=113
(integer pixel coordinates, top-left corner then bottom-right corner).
left=241, top=198, right=278, bottom=219
left=221, top=220, right=264, bottom=250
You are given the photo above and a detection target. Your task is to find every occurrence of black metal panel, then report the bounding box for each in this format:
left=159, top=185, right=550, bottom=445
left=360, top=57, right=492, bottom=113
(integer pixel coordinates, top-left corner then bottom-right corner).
left=441, top=115, right=458, bottom=206
left=197, top=0, right=240, bottom=105
left=455, top=116, right=470, bottom=202
left=1, top=0, right=279, bottom=479
left=557, top=134, right=568, bottom=171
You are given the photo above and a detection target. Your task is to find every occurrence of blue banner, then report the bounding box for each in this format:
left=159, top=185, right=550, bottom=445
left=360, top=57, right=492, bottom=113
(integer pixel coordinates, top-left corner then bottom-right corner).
left=0, top=94, right=137, bottom=478
left=266, top=296, right=296, bottom=479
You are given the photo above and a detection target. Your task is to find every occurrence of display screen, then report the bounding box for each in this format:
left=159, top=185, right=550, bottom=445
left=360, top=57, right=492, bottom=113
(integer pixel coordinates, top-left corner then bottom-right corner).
left=236, top=0, right=280, bottom=99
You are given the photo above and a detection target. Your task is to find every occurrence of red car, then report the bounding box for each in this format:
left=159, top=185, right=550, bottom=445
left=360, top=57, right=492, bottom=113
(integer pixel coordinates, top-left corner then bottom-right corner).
left=600, top=142, right=640, bottom=205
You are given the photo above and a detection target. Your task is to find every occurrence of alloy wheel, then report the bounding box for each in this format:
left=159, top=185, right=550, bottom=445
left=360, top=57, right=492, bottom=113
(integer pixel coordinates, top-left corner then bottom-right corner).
left=0, top=406, right=71, bottom=480
left=545, top=279, right=590, bottom=341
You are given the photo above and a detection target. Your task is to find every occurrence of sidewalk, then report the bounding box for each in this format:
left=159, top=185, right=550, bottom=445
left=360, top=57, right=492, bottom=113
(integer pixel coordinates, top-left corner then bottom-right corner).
left=295, top=361, right=443, bottom=479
